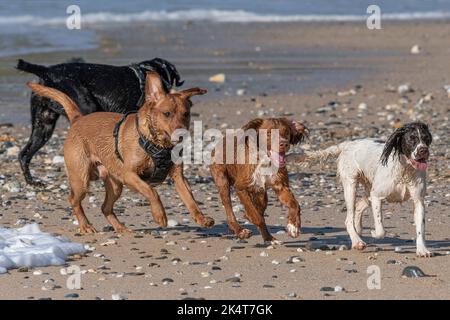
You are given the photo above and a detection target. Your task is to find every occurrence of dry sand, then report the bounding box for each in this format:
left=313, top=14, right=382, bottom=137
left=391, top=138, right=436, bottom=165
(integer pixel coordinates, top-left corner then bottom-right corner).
left=0, top=21, right=449, bottom=300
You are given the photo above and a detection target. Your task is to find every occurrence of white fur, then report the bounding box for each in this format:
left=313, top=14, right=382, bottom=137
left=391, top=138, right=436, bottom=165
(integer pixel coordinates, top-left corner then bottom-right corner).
left=303, top=139, right=431, bottom=257
left=251, top=154, right=277, bottom=190
left=286, top=222, right=299, bottom=237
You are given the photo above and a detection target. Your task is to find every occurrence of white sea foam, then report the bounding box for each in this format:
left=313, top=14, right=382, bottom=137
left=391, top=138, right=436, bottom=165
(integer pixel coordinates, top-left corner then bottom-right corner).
left=0, top=223, right=85, bottom=274
left=0, top=9, right=449, bottom=26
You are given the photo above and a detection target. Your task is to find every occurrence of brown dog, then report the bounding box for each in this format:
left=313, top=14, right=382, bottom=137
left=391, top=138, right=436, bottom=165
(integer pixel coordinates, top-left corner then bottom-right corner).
left=27, top=72, right=214, bottom=233
left=210, top=118, right=308, bottom=243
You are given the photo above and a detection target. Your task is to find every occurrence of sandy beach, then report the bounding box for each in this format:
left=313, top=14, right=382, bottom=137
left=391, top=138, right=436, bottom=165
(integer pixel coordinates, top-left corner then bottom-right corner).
left=0, top=20, right=449, bottom=300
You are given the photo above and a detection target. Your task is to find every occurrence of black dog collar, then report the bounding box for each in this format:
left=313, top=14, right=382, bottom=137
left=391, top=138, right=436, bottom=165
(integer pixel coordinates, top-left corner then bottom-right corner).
left=113, top=112, right=174, bottom=185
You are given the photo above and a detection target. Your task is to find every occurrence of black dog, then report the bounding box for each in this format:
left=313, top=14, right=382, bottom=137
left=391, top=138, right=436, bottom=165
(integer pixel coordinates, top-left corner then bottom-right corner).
left=16, top=57, right=183, bottom=186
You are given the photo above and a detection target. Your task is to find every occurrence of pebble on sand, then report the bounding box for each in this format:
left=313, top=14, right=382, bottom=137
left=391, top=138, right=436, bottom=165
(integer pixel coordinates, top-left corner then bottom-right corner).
left=52, top=156, right=65, bottom=164
left=111, top=293, right=127, bottom=300
left=209, top=73, right=226, bottom=83
left=6, top=146, right=20, bottom=157
left=402, top=266, right=427, bottom=278
left=410, top=44, right=421, bottom=54
left=167, top=219, right=179, bottom=227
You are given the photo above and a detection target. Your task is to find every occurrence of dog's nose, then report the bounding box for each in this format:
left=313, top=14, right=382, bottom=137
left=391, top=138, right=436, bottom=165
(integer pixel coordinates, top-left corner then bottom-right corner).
left=417, top=146, right=429, bottom=158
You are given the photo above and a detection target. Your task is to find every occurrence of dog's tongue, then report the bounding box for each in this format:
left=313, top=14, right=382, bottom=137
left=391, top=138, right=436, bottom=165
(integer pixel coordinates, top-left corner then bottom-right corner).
left=411, top=159, right=428, bottom=171
left=270, top=151, right=286, bottom=167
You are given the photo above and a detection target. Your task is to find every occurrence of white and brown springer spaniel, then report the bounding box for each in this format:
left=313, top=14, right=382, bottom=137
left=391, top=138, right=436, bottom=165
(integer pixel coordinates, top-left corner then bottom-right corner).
left=295, top=122, right=433, bottom=257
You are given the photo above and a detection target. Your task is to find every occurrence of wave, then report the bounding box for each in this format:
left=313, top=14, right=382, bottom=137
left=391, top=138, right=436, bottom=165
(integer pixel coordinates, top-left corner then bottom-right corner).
left=0, top=9, right=450, bottom=26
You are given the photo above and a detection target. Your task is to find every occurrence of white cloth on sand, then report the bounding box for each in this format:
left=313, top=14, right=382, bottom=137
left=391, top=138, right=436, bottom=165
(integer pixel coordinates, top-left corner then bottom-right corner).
left=0, top=223, right=85, bottom=274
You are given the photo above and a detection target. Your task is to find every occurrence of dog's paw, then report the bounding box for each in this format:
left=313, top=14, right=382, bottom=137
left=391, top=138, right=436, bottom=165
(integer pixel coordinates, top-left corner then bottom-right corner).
left=237, top=228, right=252, bottom=239
left=79, top=224, right=97, bottom=234
left=114, top=224, right=133, bottom=234
left=351, top=241, right=367, bottom=251
left=286, top=223, right=300, bottom=238
left=270, top=239, right=283, bottom=246
left=198, top=216, right=215, bottom=228
left=154, top=215, right=168, bottom=228
left=416, top=248, right=433, bottom=258
left=371, top=229, right=386, bottom=239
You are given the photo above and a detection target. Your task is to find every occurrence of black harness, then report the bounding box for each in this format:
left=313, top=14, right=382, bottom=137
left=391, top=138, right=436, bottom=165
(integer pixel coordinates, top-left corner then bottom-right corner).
left=113, top=112, right=174, bottom=185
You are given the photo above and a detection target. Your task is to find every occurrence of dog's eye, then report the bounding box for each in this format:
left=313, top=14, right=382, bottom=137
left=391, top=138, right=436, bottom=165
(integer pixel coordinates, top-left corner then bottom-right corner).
left=163, top=111, right=172, bottom=118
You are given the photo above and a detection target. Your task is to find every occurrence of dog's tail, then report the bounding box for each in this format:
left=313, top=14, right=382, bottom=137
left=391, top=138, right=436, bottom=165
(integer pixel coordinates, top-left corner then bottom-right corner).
left=27, top=82, right=82, bottom=124
left=288, top=143, right=346, bottom=167
left=16, top=59, right=48, bottom=78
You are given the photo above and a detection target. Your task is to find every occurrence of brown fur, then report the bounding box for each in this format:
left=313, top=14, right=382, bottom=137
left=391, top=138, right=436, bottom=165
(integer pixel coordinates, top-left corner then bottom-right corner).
left=210, top=118, right=308, bottom=242
left=27, top=72, right=214, bottom=233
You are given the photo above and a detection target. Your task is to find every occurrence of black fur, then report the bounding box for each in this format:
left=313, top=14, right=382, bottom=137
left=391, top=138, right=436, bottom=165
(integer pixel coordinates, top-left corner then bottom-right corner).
left=380, top=121, right=432, bottom=166
left=16, top=57, right=183, bottom=186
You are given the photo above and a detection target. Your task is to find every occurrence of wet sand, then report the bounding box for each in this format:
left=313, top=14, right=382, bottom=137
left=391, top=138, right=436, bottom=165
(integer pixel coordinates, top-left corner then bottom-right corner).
left=0, top=21, right=449, bottom=300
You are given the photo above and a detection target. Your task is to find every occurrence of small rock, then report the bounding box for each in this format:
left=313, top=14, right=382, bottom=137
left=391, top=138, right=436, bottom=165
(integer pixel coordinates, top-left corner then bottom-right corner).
left=402, top=266, right=427, bottom=278
left=394, top=246, right=404, bottom=253
left=410, top=44, right=421, bottom=54
left=64, top=293, right=79, bottom=298
left=6, top=146, right=20, bottom=157
left=100, top=239, right=117, bottom=246
left=358, top=103, right=367, bottom=111
left=286, top=292, right=297, bottom=298
left=225, top=276, right=241, bottom=283
left=167, top=219, right=179, bottom=227
left=209, top=73, right=226, bottom=83
left=102, top=226, right=114, bottom=232
left=162, top=278, right=174, bottom=284
left=398, top=84, right=413, bottom=95
left=3, top=181, right=21, bottom=193
left=236, top=89, right=246, bottom=96
left=305, top=241, right=329, bottom=251
left=111, top=293, right=127, bottom=300
left=320, top=287, right=334, bottom=292
left=287, top=256, right=304, bottom=264
left=334, top=286, right=345, bottom=292
left=52, top=156, right=65, bottom=164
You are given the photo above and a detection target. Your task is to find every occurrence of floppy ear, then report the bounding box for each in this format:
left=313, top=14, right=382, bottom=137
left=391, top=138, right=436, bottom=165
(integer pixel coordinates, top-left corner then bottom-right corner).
left=180, top=87, right=207, bottom=99
left=241, top=118, right=264, bottom=131
left=289, top=120, right=309, bottom=145
left=145, top=71, right=166, bottom=104
left=241, top=118, right=264, bottom=148
left=380, top=127, right=405, bottom=166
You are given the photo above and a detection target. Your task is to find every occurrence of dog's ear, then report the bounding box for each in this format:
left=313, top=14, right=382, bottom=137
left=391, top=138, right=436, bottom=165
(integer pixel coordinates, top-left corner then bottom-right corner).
left=241, top=118, right=264, bottom=131
left=180, top=88, right=207, bottom=100
left=380, top=127, right=405, bottom=166
left=289, top=120, right=309, bottom=145
left=145, top=71, right=166, bottom=104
